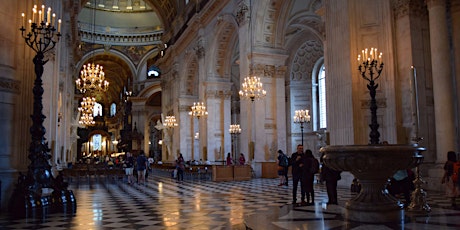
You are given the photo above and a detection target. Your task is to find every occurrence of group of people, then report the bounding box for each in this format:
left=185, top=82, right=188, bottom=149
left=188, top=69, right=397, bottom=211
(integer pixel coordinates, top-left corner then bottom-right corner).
left=226, top=153, right=246, bottom=166
left=277, top=144, right=341, bottom=206
left=124, top=151, right=149, bottom=185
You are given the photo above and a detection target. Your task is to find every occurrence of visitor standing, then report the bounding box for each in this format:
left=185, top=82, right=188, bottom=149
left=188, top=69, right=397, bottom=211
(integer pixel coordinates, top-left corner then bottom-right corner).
left=125, top=152, right=135, bottom=184
left=277, top=150, right=289, bottom=186
left=304, top=149, right=319, bottom=205
left=291, top=144, right=306, bottom=206
left=226, top=152, right=233, bottom=165
left=176, top=153, right=185, bottom=182
left=320, top=153, right=341, bottom=205
left=136, top=151, right=148, bottom=185
left=239, top=153, right=246, bottom=165
left=441, top=151, right=460, bottom=207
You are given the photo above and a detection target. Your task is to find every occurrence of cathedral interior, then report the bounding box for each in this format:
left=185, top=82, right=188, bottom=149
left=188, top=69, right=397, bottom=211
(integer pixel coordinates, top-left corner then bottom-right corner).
left=0, top=0, right=459, bottom=228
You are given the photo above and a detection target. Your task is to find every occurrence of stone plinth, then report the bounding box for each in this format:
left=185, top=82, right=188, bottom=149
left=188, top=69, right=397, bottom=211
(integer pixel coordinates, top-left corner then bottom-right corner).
left=320, top=144, right=424, bottom=223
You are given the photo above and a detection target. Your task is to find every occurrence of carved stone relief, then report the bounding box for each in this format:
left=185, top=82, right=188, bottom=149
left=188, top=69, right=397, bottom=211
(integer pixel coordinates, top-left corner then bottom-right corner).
left=0, top=77, right=20, bottom=93
left=235, top=2, right=249, bottom=26
left=291, top=40, right=323, bottom=81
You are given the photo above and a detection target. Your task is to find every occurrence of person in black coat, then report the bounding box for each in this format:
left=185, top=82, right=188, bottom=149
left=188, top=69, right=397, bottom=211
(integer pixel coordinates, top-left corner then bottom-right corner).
left=304, top=149, right=319, bottom=205
left=320, top=153, right=341, bottom=205
left=291, top=144, right=306, bottom=206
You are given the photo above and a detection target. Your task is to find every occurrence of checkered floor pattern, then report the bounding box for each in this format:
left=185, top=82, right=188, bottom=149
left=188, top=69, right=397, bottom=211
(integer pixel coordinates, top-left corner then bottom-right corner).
left=1, top=170, right=460, bottom=229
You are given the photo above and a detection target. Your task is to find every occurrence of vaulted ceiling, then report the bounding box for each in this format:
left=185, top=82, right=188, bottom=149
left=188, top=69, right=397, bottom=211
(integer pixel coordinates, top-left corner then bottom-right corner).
left=73, top=0, right=185, bottom=107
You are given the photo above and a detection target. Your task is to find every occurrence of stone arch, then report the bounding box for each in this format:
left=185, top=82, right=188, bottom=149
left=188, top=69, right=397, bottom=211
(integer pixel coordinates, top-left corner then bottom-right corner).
left=75, top=48, right=137, bottom=105
left=252, top=0, right=291, bottom=48
left=182, top=55, right=199, bottom=96
left=210, top=14, right=239, bottom=79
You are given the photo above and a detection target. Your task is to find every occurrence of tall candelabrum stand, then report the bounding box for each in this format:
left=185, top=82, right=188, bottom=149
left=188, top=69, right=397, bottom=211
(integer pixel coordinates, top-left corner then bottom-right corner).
left=229, top=124, right=242, bottom=163
left=10, top=6, right=75, bottom=217
left=407, top=66, right=431, bottom=213
left=320, top=48, right=425, bottom=223
left=293, top=110, right=310, bottom=146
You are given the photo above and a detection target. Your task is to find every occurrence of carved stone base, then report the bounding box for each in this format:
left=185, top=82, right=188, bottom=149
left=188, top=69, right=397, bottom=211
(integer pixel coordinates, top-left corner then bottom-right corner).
left=320, top=144, right=425, bottom=223
left=345, top=180, right=404, bottom=222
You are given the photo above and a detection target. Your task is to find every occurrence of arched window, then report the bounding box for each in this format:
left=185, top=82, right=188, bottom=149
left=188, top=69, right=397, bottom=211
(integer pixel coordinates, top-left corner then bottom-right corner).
left=93, top=102, right=103, bottom=117
left=92, top=134, right=102, bottom=151
left=110, top=103, right=116, bottom=117
left=318, top=65, right=327, bottom=129
left=312, top=62, right=327, bottom=131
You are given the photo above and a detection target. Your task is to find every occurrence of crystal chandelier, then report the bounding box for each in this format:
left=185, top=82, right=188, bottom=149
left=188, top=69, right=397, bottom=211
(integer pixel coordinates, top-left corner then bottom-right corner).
left=79, top=112, right=95, bottom=126
left=76, top=1, right=109, bottom=93
left=229, top=124, right=242, bottom=134
left=78, top=96, right=96, bottom=126
left=164, top=115, right=178, bottom=128
left=189, top=102, right=208, bottom=118
left=76, top=63, right=109, bottom=93
left=239, top=76, right=266, bottom=101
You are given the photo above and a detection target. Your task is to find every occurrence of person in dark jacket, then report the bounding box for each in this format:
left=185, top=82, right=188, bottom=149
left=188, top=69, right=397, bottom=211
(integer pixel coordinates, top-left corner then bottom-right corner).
left=291, top=144, right=307, bottom=206
left=320, top=153, right=341, bottom=205
left=304, top=149, right=318, bottom=205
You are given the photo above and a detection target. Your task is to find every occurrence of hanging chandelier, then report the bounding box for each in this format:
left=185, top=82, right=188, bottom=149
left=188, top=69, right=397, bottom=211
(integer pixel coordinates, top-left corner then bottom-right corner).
left=239, top=0, right=266, bottom=102
left=229, top=124, right=242, bottom=134
left=189, top=102, right=208, bottom=118
left=239, top=75, right=266, bottom=101
left=76, top=63, right=109, bottom=93
left=164, top=115, right=178, bottom=128
left=76, top=1, right=109, bottom=93
left=78, top=96, right=96, bottom=126
left=79, top=112, right=95, bottom=126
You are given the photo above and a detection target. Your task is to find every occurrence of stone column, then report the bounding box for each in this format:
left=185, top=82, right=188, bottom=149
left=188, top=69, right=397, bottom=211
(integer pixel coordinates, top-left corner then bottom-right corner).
left=195, top=37, right=208, bottom=162
left=324, top=0, right=354, bottom=145
left=426, top=0, right=456, bottom=162
left=452, top=1, right=460, bottom=151
left=236, top=1, right=251, bottom=161
left=205, top=85, right=232, bottom=163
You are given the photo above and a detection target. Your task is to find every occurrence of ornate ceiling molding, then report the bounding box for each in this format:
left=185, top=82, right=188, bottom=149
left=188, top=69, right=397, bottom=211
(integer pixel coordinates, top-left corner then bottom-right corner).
left=79, top=23, right=163, bottom=46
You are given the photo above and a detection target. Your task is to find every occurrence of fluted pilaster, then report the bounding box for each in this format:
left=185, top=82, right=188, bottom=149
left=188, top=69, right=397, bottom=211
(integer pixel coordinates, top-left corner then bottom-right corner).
left=426, top=0, right=456, bottom=162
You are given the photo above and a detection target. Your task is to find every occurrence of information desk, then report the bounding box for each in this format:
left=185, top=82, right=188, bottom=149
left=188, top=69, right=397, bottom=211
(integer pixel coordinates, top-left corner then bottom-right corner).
left=261, top=162, right=278, bottom=178
left=212, top=165, right=252, bottom=181
left=233, top=165, right=252, bottom=181
left=212, top=165, right=234, bottom=181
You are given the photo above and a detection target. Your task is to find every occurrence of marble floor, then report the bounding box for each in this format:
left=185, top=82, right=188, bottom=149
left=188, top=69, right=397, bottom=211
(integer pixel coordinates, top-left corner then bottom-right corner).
left=1, top=170, right=459, bottom=229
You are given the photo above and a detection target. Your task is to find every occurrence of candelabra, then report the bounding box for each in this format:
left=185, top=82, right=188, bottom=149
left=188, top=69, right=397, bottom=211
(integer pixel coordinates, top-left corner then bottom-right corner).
left=11, top=4, right=75, bottom=216
left=357, top=48, right=384, bottom=145
left=407, top=66, right=430, bottom=213
left=189, top=102, right=208, bottom=118
left=239, top=75, right=266, bottom=101
left=229, top=124, right=242, bottom=161
left=293, top=110, right=311, bottom=146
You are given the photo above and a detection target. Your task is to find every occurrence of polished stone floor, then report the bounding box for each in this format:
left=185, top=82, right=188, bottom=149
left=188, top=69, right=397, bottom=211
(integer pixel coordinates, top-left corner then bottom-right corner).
left=1, top=170, right=459, bottom=229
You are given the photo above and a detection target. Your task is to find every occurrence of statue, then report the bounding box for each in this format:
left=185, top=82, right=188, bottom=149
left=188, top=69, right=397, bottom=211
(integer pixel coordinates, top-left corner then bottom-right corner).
left=70, top=110, right=83, bottom=140
left=155, top=114, right=172, bottom=158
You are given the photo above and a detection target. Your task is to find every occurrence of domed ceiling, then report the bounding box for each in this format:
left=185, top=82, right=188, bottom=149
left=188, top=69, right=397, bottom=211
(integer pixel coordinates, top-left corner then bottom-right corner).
left=76, top=0, right=169, bottom=106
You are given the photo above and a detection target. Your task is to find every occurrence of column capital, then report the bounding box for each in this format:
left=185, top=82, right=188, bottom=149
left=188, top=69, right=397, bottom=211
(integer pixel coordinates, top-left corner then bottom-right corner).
left=425, top=0, right=446, bottom=9
left=235, top=1, right=249, bottom=26
left=206, top=89, right=232, bottom=99
left=393, top=0, right=427, bottom=19
left=253, top=64, right=287, bottom=79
